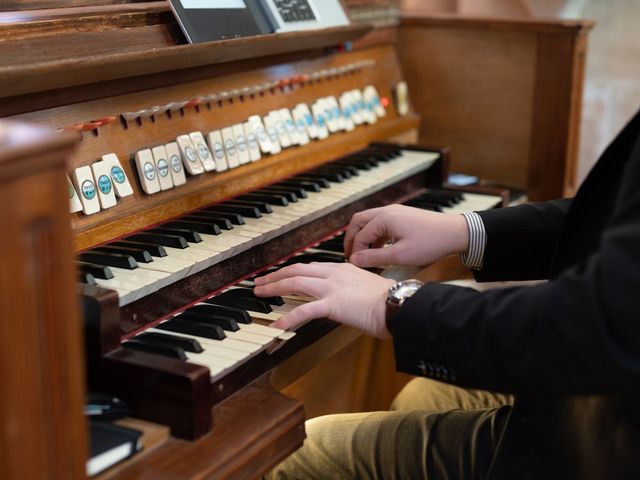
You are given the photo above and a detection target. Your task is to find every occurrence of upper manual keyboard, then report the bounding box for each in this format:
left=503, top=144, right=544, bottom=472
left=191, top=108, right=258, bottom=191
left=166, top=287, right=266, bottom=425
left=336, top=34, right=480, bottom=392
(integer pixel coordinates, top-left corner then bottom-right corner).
left=77, top=145, right=501, bottom=307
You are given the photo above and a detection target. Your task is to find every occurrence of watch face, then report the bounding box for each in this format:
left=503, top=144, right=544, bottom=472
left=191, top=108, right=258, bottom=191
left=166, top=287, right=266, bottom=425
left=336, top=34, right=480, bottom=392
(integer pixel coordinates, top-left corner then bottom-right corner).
left=395, top=282, right=422, bottom=298
left=389, top=279, right=423, bottom=305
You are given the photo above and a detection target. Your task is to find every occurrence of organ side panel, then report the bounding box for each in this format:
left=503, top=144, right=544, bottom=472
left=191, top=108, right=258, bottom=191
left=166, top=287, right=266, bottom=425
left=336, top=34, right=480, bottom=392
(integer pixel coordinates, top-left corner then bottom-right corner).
left=0, top=122, right=86, bottom=479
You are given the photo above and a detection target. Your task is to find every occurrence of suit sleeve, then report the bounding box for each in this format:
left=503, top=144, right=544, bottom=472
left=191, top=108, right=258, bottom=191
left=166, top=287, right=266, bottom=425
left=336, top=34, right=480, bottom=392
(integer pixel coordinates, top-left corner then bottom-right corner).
left=473, top=198, right=572, bottom=282
left=392, top=153, right=640, bottom=395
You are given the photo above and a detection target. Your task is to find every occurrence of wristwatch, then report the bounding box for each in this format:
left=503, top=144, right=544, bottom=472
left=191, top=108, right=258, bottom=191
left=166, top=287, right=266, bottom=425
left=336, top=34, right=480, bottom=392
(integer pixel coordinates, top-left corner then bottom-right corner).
left=385, top=279, right=424, bottom=335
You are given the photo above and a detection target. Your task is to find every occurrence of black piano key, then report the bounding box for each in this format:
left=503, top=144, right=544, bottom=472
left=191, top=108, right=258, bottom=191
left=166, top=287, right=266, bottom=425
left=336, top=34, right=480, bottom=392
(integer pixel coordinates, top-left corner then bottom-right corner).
left=350, top=154, right=381, bottom=166
left=126, top=233, right=189, bottom=249
left=307, top=252, right=345, bottom=262
left=334, top=159, right=373, bottom=171
left=366, top=144, right=402, bottom=158
left=295, top=175, right=332, bottom=187
left=226, top=200, right=273, bottom=214
left=409, top=192, right=454, bottom=206
left=323, top=164, right=359, bottom=177
left=270, top=184, right=309, bottom=199
left=423, top=188, right=464, bottom=203
left=164, top=220, right=221, bottom=236
left=212, top=204, right=262, bottom=219
left=77, top=262, right=114, bottom=280
left=206, top=293, right=272, bottom=314
left=201, top=208, right=247, bottom=224
left=314, top=167, right=351, bottom=179
left=414, top=191, right=458, bottom=206
left=315, top=233, right=346, bottom=247
left=79, top=252, right=138, bottom=270
left=358, top=150, right=396, bottom=161
left=136, top=331, right=204, bottom=353
left=302, top=171, right=344, bottom=183
left=77, top=271, right=97, bottom=286
left=403, top=199, right=443, bottom=212
left=193, top=303, right=252, bottom=324
left=220, top=287, right=285, bottom=307
left=184, top=214, right=234, bottom=230
left=92, top=246, right=154, bottom=263
left=122, top=338, right=188, bottom=360
left=149, top=227, right=202, bottom=244
left=156, top=318, right=226, bottom=341
left=237, top=193, right=289, bottom=207
left=313, top=240, right=344, bottom=253
left=422, top=197, right=454, bottom=208
left=281, top=252, right=345, bottom=268
left=110, top=241, right=167, bottom=258
left=257, top=188, right=299, bottom=202
left=339, top=156, right=379, bottom=169
left=179, top=310, right=240, bottom=332
left=278, top=180, right=322, bottom=192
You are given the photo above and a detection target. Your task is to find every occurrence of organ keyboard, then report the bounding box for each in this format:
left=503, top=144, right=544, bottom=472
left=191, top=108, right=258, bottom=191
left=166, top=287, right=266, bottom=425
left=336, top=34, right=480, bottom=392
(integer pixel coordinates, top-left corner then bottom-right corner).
left=0, top=3, right=506, bottom=478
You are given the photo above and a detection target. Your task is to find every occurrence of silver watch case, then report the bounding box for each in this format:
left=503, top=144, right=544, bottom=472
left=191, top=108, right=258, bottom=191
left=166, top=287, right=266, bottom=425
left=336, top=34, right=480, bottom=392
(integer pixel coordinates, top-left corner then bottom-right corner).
left=386, top=279, right=424, bottom=307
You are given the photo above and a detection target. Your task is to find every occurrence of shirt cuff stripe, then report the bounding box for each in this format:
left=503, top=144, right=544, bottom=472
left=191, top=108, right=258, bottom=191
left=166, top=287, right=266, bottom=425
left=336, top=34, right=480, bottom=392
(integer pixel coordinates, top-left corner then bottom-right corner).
left=460, top=211, right=487, bottom=270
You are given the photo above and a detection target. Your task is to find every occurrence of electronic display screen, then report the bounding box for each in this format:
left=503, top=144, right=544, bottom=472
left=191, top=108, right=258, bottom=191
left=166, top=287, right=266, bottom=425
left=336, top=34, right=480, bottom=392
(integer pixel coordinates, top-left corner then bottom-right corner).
left=169, top=0, right=273, bottom=43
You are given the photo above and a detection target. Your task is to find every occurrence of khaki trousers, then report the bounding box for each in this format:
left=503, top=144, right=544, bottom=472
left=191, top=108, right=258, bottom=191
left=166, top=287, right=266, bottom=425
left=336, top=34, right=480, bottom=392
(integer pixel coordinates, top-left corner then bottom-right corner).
left=267, top=378, right=514, bottom=480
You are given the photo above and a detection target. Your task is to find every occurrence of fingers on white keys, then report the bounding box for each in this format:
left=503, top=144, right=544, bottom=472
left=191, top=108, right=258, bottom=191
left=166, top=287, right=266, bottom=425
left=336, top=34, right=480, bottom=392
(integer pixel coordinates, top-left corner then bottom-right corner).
left=272, top=299, right=329, bottom=331
left=344, top=207, right=383, bottom=259
left=255, top=262, right=333, bottom=286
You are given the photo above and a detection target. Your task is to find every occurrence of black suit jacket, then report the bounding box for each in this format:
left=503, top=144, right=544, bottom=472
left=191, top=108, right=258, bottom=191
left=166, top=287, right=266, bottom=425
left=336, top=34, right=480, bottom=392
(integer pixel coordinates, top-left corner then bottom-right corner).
left=392, top=108, right=640, bottom=479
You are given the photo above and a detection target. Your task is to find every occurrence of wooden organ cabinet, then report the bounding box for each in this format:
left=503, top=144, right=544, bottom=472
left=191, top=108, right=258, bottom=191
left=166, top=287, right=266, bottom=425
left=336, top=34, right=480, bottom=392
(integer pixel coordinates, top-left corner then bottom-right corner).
left=0, top=1, right=590, bottom=478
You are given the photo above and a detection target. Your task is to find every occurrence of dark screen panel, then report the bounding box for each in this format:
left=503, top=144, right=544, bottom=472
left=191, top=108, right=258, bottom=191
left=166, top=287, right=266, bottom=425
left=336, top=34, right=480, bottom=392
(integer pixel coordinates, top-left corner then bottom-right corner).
left=169, top=0, right=274, bottom=43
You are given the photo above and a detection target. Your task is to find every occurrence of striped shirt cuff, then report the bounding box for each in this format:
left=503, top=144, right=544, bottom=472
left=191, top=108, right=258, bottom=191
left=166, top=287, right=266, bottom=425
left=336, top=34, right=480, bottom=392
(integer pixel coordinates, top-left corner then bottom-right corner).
left=460, top=212, right=486, bottom=270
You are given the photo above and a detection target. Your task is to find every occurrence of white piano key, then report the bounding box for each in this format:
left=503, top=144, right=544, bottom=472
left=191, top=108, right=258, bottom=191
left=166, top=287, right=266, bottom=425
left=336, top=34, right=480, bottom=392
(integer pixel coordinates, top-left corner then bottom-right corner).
left=147, top=328, right=254, bottom=359
left=225, top=330, right=274, bottom=346
left=246, top=310, right=283, bottom=322
left=185, top=351, right=235, bottom=369
left=184, top=354, right=226, bottom=377
left=137, top=254, right=194, bottom=274
left=277, top=331, right=296, bottom=341
left=240, top=323, right=285, bottom=338
left=95, top=276, right=148, bottom=291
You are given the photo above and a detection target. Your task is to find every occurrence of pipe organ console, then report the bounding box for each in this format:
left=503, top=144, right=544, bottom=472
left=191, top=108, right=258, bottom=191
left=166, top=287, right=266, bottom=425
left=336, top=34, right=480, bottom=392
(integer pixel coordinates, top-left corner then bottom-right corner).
left=0, top=2, right=563, bottom=479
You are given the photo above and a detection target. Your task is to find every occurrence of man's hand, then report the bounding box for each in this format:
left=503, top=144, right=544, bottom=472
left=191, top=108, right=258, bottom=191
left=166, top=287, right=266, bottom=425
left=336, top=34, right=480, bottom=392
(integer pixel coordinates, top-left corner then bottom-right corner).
left=254, top=262, right=396, bottom=338
left=344, top=204, right=469, bottom=268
